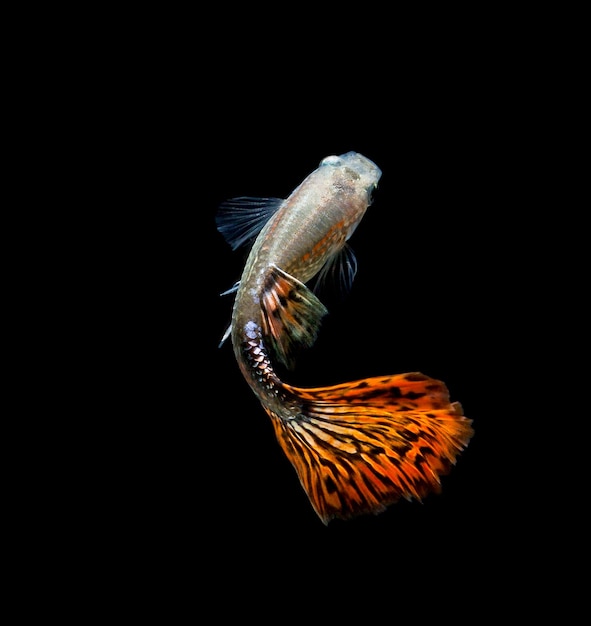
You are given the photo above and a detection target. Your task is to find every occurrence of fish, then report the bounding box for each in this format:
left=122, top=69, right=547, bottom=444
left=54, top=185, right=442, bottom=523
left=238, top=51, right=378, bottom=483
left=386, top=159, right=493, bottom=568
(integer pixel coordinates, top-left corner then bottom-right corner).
left=216, top=151, right=474, bottom=524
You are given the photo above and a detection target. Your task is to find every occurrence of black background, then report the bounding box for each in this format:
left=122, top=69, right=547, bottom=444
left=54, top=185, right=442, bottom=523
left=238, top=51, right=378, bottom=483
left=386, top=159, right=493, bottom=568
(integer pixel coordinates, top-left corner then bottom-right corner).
left=52, top=36, right=580, bottom=617
left=93, top=111, right=551, bottom=604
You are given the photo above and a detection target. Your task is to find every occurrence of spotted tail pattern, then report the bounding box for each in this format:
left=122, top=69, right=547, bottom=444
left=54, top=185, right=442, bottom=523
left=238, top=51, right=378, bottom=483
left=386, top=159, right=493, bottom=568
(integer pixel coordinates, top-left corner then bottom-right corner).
left=267, top=372, right=473, bottom=524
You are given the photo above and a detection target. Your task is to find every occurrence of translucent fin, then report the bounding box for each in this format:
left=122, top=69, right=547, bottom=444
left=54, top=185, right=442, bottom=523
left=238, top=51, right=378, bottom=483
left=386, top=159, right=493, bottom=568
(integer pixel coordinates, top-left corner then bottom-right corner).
left=216, top=197, right=284, bottom=251
left=220, top=281, right=240, bottom=296
left=218, top=324, right=232, bottom=348
left=218, top=282, right=239, bottom=347
left=260, top=264, right=328, bottom=369
left=269, top=372, right=474, bottom=524
left=312, top=243, right=358, bottom=298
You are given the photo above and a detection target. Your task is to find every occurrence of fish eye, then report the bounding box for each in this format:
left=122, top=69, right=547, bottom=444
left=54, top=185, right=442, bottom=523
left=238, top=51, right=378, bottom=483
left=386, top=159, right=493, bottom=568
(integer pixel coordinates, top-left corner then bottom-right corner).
left=368, top=183, right=378, bottom=204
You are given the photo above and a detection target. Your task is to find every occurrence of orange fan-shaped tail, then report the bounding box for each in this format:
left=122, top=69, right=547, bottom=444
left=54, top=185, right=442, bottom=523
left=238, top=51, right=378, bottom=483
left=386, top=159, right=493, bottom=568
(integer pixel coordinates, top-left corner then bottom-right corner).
left=268, top=372, right=473, bottom=524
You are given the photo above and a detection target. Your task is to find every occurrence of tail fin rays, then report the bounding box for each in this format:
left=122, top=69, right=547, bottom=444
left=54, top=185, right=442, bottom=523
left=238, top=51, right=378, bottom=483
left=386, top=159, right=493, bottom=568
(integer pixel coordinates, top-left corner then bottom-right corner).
left=268, top=372, right=473, bottom=524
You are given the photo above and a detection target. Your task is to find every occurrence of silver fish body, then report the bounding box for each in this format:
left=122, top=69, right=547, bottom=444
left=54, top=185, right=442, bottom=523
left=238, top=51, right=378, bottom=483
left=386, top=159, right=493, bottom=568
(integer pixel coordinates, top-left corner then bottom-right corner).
left=238, top=152, right=381, bottom=286
left=229, top=152, right=381, bottom=399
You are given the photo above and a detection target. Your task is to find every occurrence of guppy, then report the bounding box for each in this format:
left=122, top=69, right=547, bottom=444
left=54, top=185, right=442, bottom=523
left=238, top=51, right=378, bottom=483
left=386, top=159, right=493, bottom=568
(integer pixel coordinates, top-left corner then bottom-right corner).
left=216, top=151, right=473, bottom=524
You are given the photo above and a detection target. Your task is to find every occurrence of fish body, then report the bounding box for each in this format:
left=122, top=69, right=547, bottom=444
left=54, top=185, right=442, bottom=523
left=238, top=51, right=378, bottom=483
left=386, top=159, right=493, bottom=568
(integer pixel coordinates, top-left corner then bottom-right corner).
left=216, top=152, right=473, bottom=524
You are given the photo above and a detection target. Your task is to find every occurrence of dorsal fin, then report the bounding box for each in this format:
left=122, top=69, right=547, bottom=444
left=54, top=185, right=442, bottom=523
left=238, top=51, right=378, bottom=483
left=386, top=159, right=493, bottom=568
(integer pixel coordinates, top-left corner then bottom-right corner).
left=260, top=264, right=328, bottom=369
left=216, top=197, right=284, bottom=251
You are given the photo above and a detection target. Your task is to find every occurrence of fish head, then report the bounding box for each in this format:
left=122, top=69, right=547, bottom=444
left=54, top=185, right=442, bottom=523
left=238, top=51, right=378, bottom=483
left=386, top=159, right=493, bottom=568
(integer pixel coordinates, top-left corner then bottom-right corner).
left=320, top=151, right=382, bottom=188
left=320, top=151, right=381, bottom=204
left=319, top=152, right=382, bottom=240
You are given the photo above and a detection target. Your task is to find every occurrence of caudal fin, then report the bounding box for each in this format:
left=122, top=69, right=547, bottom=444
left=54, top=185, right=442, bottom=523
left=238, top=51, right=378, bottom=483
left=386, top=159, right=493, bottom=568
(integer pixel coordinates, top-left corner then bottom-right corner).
left=268, top=372, right=474, bottom=524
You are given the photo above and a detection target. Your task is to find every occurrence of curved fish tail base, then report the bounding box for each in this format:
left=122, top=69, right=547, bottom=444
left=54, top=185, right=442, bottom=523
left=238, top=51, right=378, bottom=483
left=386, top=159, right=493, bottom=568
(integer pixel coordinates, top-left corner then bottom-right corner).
left=268, top=372, right=474, bottom=525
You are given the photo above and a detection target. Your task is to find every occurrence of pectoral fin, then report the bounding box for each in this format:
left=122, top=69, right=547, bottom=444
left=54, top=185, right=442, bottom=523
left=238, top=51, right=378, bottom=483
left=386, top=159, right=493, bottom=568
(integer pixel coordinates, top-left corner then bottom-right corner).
left=260, top=264, right=328, bottom=369
left=312, top=242, right=358, bottom=300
